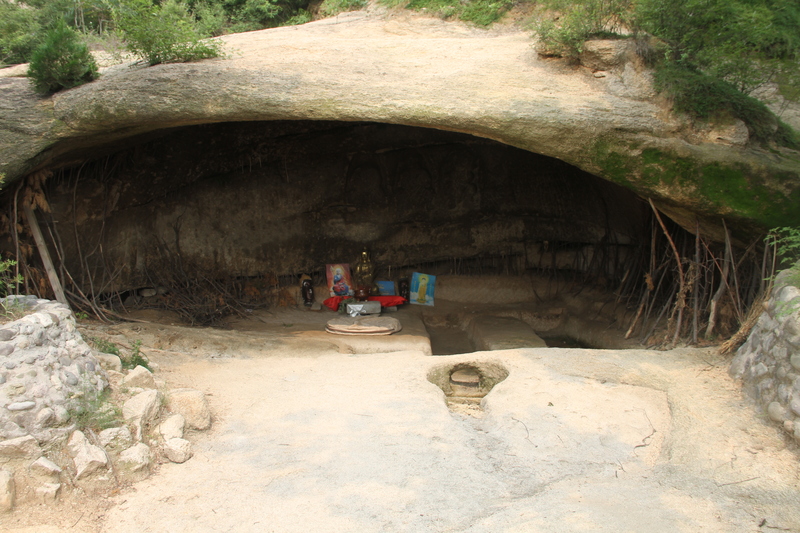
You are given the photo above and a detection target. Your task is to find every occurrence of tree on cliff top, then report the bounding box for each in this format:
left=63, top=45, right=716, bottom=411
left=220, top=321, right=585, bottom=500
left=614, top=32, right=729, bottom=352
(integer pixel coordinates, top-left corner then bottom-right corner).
left=533, top=0, right=800, bottom=147
left=27, top=20, right=99, bottom=94
left=114, top=0, right=224, bottom=65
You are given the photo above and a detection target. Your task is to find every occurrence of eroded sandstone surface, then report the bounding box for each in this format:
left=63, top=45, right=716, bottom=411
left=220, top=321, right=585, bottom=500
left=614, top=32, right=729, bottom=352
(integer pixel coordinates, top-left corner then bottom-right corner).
left=1, top=10, right=799, bottom=237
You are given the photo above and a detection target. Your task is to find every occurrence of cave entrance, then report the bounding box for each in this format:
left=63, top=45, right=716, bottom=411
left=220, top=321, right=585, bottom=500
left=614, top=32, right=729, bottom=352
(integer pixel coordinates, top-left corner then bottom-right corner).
left=4, top=120, right=760, bottom=348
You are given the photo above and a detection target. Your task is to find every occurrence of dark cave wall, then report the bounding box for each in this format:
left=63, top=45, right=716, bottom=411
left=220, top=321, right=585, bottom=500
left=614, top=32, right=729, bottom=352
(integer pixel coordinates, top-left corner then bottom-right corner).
left=44, top=121, right=650, bottom=292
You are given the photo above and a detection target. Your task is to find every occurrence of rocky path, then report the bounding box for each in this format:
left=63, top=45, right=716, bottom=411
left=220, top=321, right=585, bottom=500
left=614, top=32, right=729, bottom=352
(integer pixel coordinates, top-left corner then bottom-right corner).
left=2, top=305, right=799, bottom=532
left=101, top=346, right=800, bottom=532
left=49, top=330, right=800, bottom=532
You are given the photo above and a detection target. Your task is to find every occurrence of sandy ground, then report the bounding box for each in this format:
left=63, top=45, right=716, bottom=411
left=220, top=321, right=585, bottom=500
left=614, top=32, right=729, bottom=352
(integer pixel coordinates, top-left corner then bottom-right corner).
left=4, top=305, right=800, bottom=533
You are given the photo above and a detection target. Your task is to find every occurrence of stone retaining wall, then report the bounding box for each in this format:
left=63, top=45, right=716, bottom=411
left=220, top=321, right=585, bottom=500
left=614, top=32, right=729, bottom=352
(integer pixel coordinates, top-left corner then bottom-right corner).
left=729, top=271, right=800, bottom=441
left=0, top=297, right=212, bottom=513
left=0, top=295, right=106, bottom=443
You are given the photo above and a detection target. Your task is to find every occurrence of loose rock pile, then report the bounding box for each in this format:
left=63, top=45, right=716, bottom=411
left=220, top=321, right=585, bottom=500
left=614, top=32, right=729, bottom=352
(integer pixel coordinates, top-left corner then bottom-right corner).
left=730, top=272, right=800, bottom=442
left=0, top=296, right=212, bottom=512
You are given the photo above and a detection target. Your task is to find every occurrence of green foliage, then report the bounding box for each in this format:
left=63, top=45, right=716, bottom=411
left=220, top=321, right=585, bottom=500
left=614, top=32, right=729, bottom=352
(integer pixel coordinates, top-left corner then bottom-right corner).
left=653, top=65, right=778, bottom=144
left=90, top=336, right=151, bottom=370
left=319, top=0, right=367, bottom=17
left=122, top=339, right=151, bottom=371
left=0, top=0, right=42, bottom=65
left=384, top=0, right=513, bottom=26
left=771, top=227, right=800, bottom=270
left=533, top=0, right=633, bottom=57
left=775, top=121, right=800, bottom=150
left=27, top=20, right=99, bottom=94
left=767, top=227, right=800, bottom=315
left=2, top=0, right=314, bottom=64
left=532, top=0, right=800, bottom=148
left=0, top=259, right=24, bottom=318
left=214, top=0, right=312, bottom=31
left=192, top=0, right=228, bottom=36
left=90, top=336, right=120, bottom=356
left=114, top=0, right=224, bottom=65
left=283, top=9, right=311, bottom=25
left=26, top=0, right=117, bottom=33
left=460, top=0, right=513, bottom=26
left=0, top=260, right=23, bottom=298
left=69, top=387, right=122, bottom=432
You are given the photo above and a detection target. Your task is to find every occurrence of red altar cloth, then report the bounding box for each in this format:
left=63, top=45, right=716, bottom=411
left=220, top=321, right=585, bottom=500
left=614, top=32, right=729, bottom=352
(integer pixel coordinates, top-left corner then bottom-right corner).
left=322, top=295, right=407, bottom=312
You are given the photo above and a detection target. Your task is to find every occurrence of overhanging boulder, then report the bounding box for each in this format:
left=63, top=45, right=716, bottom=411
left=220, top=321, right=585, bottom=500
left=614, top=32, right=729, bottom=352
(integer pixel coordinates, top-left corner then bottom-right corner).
left=1, top=12, right=798, bottom=235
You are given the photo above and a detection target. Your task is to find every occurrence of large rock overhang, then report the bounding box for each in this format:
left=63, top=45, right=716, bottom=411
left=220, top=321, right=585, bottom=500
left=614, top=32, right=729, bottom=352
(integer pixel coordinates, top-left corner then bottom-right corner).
left=2, top=12, right=799, bottom=241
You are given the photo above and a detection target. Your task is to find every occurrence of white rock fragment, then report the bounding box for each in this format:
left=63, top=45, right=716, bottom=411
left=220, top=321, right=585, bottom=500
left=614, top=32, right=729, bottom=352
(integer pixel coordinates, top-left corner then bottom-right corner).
left=7, top=401, right=36, bottom=411
left=124, top=389, right=163, bottom=439
left=73, top=444, right=109, bottom=480
left=0, top=469, right=14, bottom=512
left=159, top=414, right=185, bottom=441
left=36, top=482, right=61, bottom=504
left=35, top=407, right=55, bottom=427
left=123, top=389, right=163, bottom=439
left=106, top=370, right=125, bottom=390
left=29, top=456, right=62, bottom=479
left=99, top=426, right=133, bottom=451
left=95, top=353, right=123, bottom=373
left=53, top=405, right=70, bottom=425
left=118, top=443, right=152, bottom=481
left=767, top=401, right=788, bottom=423
left=122, top=365, right=156, bottom=390
left=0, top=435, right=42, bottom=459
left=163, top=438, right=193, bottom=464
left=68, top=430, right=109, bottom=480
left=167, top=389, right=211, bottom=430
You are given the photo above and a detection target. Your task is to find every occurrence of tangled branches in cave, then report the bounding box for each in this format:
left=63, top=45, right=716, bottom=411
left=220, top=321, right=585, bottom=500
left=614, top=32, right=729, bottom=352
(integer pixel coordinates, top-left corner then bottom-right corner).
left=0, top=168, right=783, bottom=348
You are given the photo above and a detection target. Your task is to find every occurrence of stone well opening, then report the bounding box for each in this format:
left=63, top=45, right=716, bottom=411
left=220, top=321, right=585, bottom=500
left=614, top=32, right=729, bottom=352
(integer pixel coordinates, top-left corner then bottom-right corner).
left=3, top=119, right=748, bottom=346
left=427, top=360, right=510, bottom=415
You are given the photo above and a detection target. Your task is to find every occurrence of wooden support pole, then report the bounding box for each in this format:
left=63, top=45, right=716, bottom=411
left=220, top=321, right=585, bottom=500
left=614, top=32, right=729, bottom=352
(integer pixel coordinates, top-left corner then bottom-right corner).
left=22, top=204, right=69, bottom=306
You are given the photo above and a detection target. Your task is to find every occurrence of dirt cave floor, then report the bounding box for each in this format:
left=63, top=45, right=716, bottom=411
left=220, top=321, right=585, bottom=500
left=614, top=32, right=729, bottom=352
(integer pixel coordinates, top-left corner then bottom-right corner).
left=5, top=304, right=800, bottom=533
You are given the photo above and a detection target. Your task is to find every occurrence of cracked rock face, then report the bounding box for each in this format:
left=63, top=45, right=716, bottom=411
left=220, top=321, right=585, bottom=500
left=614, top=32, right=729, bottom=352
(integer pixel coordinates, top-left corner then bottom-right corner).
left=1, top=12, right=798, bottom=235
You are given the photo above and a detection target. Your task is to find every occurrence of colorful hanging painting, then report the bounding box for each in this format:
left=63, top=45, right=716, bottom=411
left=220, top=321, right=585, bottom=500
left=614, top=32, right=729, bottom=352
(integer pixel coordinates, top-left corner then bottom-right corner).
left=410, top=272, right=435, bottom=306
left=326, top=264, right=354, bottom=297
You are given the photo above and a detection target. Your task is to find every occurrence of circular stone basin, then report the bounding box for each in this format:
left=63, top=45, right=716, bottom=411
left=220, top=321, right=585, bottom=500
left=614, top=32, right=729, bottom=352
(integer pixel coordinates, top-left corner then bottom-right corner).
left=450, top=368, right=483, bottom=397
left=428, top=361, right=509, bottom=406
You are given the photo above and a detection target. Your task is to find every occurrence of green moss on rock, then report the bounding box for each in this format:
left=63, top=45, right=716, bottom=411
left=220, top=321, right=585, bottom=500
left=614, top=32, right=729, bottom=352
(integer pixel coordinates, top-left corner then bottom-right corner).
left=594, top=141, right=800, bottom=229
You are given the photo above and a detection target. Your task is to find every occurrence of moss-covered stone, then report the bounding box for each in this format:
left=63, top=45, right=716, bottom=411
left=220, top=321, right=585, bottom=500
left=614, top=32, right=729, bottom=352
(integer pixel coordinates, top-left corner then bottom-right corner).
left=594, top=140, right=800, bottom=230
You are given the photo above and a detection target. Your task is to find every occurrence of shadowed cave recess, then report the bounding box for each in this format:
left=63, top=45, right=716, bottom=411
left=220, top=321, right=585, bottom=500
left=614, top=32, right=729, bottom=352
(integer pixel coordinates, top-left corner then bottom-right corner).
left=4, top=120, right=763, bottom=345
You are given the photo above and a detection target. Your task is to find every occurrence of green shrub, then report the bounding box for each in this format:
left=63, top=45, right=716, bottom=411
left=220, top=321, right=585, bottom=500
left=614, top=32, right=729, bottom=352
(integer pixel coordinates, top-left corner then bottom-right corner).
left=211, top=0, right=309, bottom=31
left=385, top=0, right=512, bottom=27
left=0, top=0, right=42, bottom=65
left=115, top=0, right=223, bottom=65
left=0, top=258, right=24, bottom=318
left=283, top=9, right=312, bottom=25
left=532, top=0, right=634, bottom=58
left=69, top=387, right=122, bottom=432
left=653, top=64, right=780, bottom=144
left=27, top=20, right=98, bottom=94
left=772, top=227, right=800, bottom=271
left=532, top=0, right=800, bottom=148
left=319, top=0, right=367, bottom=18
left=122, top=339, right=151, bottom=371
left=0, top=259, right=22, bottom=298
left=90, top=336, right=120, bottom=356
left=192, top=0, right=228, bottom=36
left=460, top=0, right=513, bottom=26
left=775, top=121, right=800, bottom=151
left=768, top=227, right=800, bottom=315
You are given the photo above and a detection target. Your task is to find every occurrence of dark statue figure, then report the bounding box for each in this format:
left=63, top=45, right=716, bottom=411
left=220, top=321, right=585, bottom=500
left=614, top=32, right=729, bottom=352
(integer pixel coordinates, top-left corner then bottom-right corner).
left=301, top=276, right=314, bottom=307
